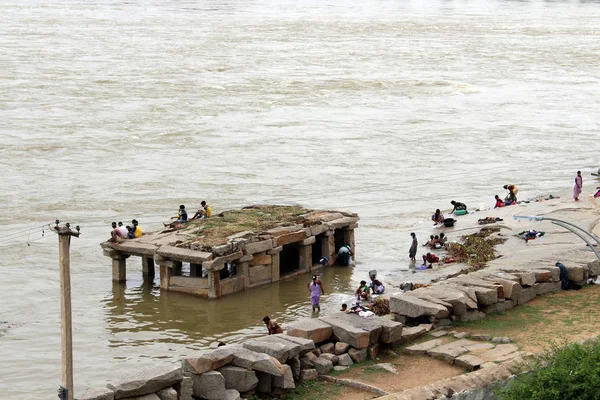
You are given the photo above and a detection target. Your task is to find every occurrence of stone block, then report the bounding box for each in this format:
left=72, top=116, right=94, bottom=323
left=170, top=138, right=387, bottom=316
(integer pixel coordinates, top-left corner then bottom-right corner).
left=399, top=325, right=427, bottom=343
left=256, top=371, right=271, bottom=394
left=267, top=246, right=283, bottom=255
left=300, top=369, right=318, bottom=381
left=454, top=310, right=486, bottom=322
left=183, top=348, right=235, bottom=375
left=504, top=300, right=515, bottom=310
left=588, top=260, right=599, bottom=277
left=312, top=357, right=333, bottom=374
left=156, top=387, right=177, bottom=400
left=337, top=353, right=353, bottom=366
left=464, top=343, right=495, bottom=353
left=244, top=240, right=274, bottom=255
left=225, top=389, right=241, bottom=400
left=454, top=332, right=468, bottom=339
left=300, top=357, right=314, bottom=370
left=481, top=302, right=505, bottom=315
left=389, top=294, right=449, bottom=319
left=430, top=330, right=448, bottom=338
left=310, top=223, right=329, bottom=236
left=378, top=318, right=403, bottom=344
left=532, top=269, right=553, bottom=283
left=277, top=334, right=316, bottom=354
left=470, top=334, right=491, bottom=341
left=179, top=376, right=192, bottom=400
left=567, top=265, right=587, bottom=282
left=305, top=351, right=317, bottom=360
left=217, top=366, right=258, bottom=393
left=286, top=318, right=333, bottom=343
left=483, top=277, right=522, bottom=301
left=319, top=353, right=339, bottom=365
left=76, top=388, right=115, bottom=400
left=302, top=236, right=316, bottom=246
left=191, top=371, right=226, bottom=400
left=249, top=252, right=272, bottom=266
left=276, top=231, right=307, bottom=246
left=348, top=347, right=367, bottom=363
left=288, top=356, right=301, bottom=380
left=455, top=355, right=484, bottom=371
left=427, top=341, right=471, bottom=363
left=518, top=287, right=537, bottom=305
left=404, top=339, right=445, bottom=355
left=480, top=344, right=519, bottom=362
left=107, top=365, right=183, bottom=399
left=536, top=281, right=561, bottom=295
left=230, top=347, right=285, bottom=376
left=248, top=264, right=271, bottom=283
left=334, top=342, right=350, bottom=355
left=272, top=364, right=295, bottom=389
left=320, top=343, right=334, bottom=354
left=243, top=338, right=291, bottom=362
left=492, top=337, right=511, bottom=344
left=516, top=272, right=536, bottom=287
left=368, top=343, right=380, bottom=360
left=319, top=316, right=372, bottom=349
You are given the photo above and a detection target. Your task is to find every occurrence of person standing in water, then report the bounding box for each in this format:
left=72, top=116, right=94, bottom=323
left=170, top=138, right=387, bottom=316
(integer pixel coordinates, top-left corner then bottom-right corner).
left=574, top=171, right=583, bottom=201
left=409, top=232, right=418, bottom=261
left=308, top=275, right=324, bottom=312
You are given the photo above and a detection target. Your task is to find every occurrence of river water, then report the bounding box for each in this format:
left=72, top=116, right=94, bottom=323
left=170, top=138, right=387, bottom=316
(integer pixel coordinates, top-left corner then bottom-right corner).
left=1, top=0, right=599, bottom=398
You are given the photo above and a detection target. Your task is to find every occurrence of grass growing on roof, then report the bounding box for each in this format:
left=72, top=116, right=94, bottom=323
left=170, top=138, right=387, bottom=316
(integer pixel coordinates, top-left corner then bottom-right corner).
left=185, top=205, right=309, bottom=247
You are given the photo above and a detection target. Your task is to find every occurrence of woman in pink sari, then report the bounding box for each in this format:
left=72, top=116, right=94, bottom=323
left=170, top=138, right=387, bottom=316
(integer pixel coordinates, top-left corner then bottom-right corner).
left=574, top=171, right=582, bottom=201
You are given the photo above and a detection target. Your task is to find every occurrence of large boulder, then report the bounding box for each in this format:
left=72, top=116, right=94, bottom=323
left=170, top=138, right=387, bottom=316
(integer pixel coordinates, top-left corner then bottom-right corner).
left=156, top=387, right=177, bottom=400
left=191, top=371, right=226, bottom=400
left=107, top=365, right=182, bottom=399
left=217, top=366, right=258, bottom=393
left=272, top=364, right=295, bottom=389
left=183, top=347, right=235, bottom=374
left=286, top=318, right=333, bottom=343
left=312, top=357, right=333, bottom=374
left=243, top=337, right=291, bottom=362
left=76, top=388, right=114, bottom=400
left=389, top=294, right=449, bottom=319
left=230, top=347, right=285, bottom=376
left=319, top=315, right=375, bottom=349
left=348, top=347, right=367, bottom=363
left=337, top=353, right=353, bottom=366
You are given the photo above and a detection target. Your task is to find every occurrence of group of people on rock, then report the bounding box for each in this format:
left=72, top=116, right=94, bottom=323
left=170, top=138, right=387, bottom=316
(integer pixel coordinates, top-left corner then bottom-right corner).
left=494, top=184, right=518, bottom=207
left=164, top=201, right=212, bottom=228
left=109, top=220, right=142, bottom=242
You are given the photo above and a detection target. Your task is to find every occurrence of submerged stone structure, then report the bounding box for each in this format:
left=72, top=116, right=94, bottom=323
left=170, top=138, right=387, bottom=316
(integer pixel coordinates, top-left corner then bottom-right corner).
left=100, top=205, right=359, bottom=299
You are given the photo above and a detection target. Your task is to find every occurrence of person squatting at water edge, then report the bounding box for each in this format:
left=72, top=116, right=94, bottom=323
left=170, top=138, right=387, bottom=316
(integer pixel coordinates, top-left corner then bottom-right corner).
left=355, top=280, right=371, bottom=302
left=432, top=209, right=444, bottom=225
left=450, top=200, right=467, bottom=214
left=369, top=272, right=385, bottom=294
left=263, top=316, right=283, bottom=335
left=503, top=184, right=518, bottom=205
left=307, top=274, right=324, bottom=312
left=421, top=252, right=439, bottom=268
left=336, top=244, right=354, bottom=266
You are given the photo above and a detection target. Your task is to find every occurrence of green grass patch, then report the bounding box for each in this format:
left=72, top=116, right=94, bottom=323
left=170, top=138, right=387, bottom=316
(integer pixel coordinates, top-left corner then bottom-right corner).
left=497, top=339, right=600, bottom=400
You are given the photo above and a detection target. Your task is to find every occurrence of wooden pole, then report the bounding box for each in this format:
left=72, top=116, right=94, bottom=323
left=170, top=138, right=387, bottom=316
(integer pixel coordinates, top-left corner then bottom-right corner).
left=54, top=222, right=80, bottom=400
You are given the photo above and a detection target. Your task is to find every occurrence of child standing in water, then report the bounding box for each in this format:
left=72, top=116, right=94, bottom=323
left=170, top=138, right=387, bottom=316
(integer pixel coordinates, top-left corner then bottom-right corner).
left=308, top=275, right=324, bottom=312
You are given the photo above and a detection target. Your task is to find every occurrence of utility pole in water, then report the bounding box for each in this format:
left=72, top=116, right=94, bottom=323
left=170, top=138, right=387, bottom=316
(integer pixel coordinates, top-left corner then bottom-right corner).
left=52, top=220, right=80, bottom=400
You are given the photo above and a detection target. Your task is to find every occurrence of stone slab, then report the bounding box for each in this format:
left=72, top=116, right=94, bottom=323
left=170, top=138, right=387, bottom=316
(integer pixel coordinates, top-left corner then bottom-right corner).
left=404, top=339, right=446, bottom=355
left=312, top=356, right=333, bottom=374
left=536, top=281, right=561, bottom=295
left=244, top=239, right=274, bottom=255
left=389, top=294, right=449, bottom=319
left=191, top=371, right=226, bottom=400
left=183, top=348, right=235, bottom=375
left=454, top=355, right=484, bottom=371
left=76, top=388, right=115, bottom=400
left=230, top=347, right=285, bottom=376
left=286, top=318, right=333, bottom=343
left=399, top=325, right=427, bottom=342
left=272, top=364, right=295, bottom=389
left=276, top=231, right=307, bottom=246
left=217, top=366, right=258, bottom=393
left=319, top=316, right=372, bottom=349
left=518, top=287, right=537, bottom=305
left=107, top=365, right=182, bottom=399
left=156, top=245, right=213, bottom=264
left=300, top=369, right=318, bottom=381
left=464, top=343, right=495, bottom=353
left=479, top=344, right=519, bottom=362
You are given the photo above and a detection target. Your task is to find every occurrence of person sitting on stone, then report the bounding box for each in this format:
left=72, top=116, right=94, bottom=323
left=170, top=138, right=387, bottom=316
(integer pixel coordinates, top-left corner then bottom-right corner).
left=131, top=219, right=143, bottom=238
left=494, top=195, right=506, bottom=208
left=263, top=316, right=283, bottom=335
left=450, top=200, right=467, bottom=214
left=164, top=205, right=188, bottom=227
left=109, top=222, right=128, bottom=242
left=191, top=201, right=212, bottom=220
left=355, top=280, right=371, bottom=301
left=340, top=303, right=348, bottom=312
left=370, top=276, right=385, bottom=295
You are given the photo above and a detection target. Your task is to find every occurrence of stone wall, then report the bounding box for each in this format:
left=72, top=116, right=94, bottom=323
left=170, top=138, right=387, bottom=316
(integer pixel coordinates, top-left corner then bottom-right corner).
left=76, top=313, right=402, bottom=400
left=390, top=260, right=599, bottom=327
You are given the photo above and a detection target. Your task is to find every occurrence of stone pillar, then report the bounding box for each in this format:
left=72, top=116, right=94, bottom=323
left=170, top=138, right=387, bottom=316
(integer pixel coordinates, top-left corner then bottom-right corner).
left=111, top=257, right=126, bottom=283
left=323, top=230, right=335, bottom=263
left=142, top=257, right=155, bottom=277
left=271, top=252, right=280, bottom=282
left=207, top=269, right=221, bottom=300
left=159, top=265, right=171, bottom=290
